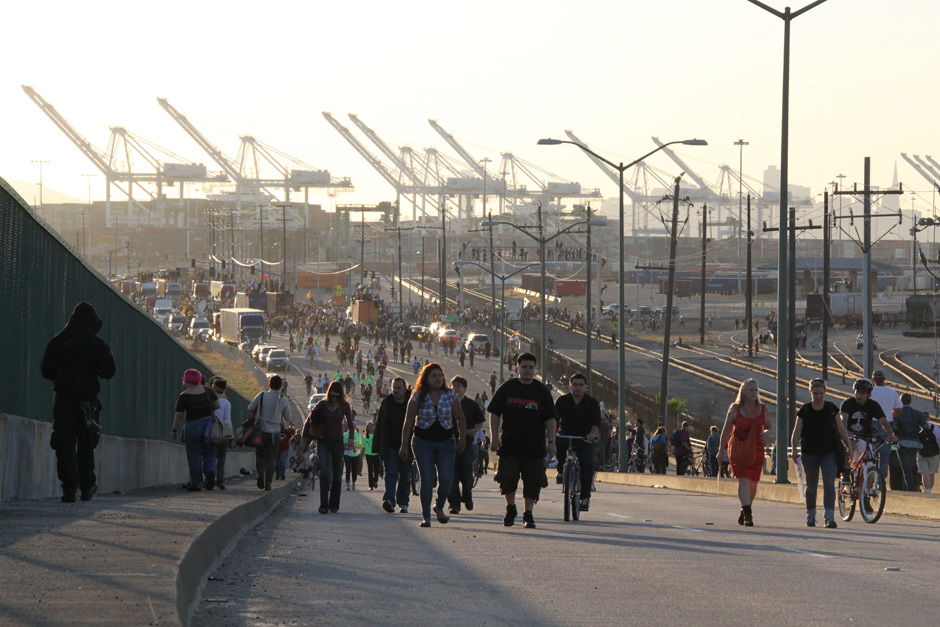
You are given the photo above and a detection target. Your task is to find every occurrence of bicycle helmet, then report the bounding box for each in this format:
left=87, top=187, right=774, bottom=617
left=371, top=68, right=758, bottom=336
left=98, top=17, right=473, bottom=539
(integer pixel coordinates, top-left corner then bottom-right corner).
left=853, top=378, right=874, bottom=393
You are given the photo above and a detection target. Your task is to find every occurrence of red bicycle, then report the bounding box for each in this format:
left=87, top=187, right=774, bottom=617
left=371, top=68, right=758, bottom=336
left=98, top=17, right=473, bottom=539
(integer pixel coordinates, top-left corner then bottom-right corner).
left=838, top=437, right=887, bottom=524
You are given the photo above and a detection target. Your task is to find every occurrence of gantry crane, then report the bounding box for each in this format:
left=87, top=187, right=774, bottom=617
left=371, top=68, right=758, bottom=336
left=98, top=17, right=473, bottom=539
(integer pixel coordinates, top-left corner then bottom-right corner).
left=23, top=85, right=227, bottom=229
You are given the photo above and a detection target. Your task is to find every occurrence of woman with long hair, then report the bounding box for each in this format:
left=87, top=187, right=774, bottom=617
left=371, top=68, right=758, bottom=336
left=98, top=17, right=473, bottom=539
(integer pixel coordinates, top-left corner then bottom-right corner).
left=649, top=426, right=669, bottom=474
left=304, top=380, right=356, bottom=514
left=718, top=378, right=773, bottom=526
left=400, top=363, right=466, bottom=527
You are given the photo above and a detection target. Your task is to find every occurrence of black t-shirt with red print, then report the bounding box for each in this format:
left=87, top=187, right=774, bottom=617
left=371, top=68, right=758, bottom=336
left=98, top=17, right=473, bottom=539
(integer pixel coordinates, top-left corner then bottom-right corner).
left=487, top=378, right=557, bottom=460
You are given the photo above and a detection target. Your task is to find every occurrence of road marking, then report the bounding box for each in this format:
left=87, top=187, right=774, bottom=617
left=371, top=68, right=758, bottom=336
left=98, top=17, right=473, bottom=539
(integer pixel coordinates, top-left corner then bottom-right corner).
left=671, top=525, right=708, bottom=533
left=777, top=546, right=833, bottom=559
left=606, top=513, right=631, bottom=519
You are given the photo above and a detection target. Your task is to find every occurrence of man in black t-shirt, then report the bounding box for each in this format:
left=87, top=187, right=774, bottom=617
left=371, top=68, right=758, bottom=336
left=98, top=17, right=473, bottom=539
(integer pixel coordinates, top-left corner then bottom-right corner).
left=488, top=353, right=557, bottom=529
left=447, top=376, right=486, bottom=514
left=374, top=378, right=412, bottom=513
left=841, top=378, right=897, bottom=463
left=554, top=373, right=601, bottom=512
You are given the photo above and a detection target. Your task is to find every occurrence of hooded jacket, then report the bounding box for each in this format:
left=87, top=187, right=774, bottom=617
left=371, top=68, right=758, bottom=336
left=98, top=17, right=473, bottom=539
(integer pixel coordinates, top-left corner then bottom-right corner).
left=41, top=302, right=116, bottom=402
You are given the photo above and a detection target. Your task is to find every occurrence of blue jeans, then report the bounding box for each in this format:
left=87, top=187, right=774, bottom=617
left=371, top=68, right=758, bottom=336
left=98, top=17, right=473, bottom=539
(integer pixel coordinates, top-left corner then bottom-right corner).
left=184, top=417, right=216, bottom=488
left=383, top=446, right=411, bottom=507
left=898, top=446, right=919, bottom=491
left=802, top=452, right=836, bottom=522
left=447, top=444, right=475, bottom=511
left=276, top=450, right=288, bottom=479
left=412, top=436, right=456, bottom=520
left=707, top=452, right=719, bottom=477
left=318, top=438, right=345, bottom=510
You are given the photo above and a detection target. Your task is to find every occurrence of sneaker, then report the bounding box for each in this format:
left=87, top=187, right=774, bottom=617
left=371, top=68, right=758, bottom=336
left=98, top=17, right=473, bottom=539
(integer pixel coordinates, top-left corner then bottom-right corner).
left=579, top=498, right=590, bottom=512
left=504, top=504, right=518, bottom=527
left=217, top=484, right=227, bottom=490
left=318, top=506, right=329, bottom=514
left=399, top=505, right=409, bottom=514
left=346, top=480, right=351, bottom=491
left=419, top=520, right=431, bottom=528
left=806, top=520, right=816, bottom=527
left=264, top=486, right=272, bottom=491
left=555, top=473, right=563, bottom=485
left=204, top=471, right=216, bottom=491
left=448, top=506, right=460, bottom=515
left=352, top=482, right=356, bottom=491
left=825, top=518, right=838, bottom=529
left=61, top=491, right=77, bottom=503
left=257, top=476, right=265, bottom=490
left=383, top=500, right=395, bottom=513
left=522, top=511, right=536, bottom=529
left=187, top=485, right=202, bottom=492
left=329, top=508, right=338, bottom=513
left=80, top=485, right=98, bottom=502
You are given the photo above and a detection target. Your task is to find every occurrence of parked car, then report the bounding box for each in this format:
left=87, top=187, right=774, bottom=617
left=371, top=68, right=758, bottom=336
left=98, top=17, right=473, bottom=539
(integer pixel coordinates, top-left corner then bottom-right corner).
left=857, top=333, right=878, bottom=350
left=601, top=304, right=631, bottom=319
left=636, top=305, right=653, bottom=319
left=266, top=349, right=290, bottom=371
left=189, top=317, right=211, bottom=338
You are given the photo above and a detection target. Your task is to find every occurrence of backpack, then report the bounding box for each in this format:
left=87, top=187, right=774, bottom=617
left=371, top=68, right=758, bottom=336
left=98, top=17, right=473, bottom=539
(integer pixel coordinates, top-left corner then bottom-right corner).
left=920, top=427, right=940, bottom=457
left=670, top=429, right=683, bottom=447
left=651, top=435, right=667, bottom=456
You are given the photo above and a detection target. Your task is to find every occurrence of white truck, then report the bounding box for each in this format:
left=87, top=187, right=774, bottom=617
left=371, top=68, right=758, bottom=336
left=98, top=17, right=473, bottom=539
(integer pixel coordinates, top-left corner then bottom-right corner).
left=152, top=298, right=173, bottom=325
left=219, top=308, right=267, bottom=346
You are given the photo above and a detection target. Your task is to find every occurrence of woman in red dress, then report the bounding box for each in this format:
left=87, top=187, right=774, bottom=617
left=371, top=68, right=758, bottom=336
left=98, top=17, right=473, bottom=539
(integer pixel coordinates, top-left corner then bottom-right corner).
left=718, top=378, right=773, bottom=526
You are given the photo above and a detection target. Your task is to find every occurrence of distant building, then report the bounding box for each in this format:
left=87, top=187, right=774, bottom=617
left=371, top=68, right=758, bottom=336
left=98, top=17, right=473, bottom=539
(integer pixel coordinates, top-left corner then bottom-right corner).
left=762, top=165, right=812, bottom=205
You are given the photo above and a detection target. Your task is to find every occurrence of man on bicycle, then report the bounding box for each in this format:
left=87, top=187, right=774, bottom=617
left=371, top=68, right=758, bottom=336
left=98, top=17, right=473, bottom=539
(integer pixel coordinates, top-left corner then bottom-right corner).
left=841, top=378, right=897, bottom=475
left=554, top=373, right=601, bottom=512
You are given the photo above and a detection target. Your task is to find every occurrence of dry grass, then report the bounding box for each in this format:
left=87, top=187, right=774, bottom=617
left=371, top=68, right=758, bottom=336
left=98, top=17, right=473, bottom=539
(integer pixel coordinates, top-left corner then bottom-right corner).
left=195, top=350, right=264, bottom=399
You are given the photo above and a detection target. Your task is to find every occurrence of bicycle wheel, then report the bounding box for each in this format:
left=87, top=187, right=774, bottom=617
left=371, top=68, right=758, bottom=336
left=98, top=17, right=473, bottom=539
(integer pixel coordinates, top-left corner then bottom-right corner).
left=472, top=455, right=480, bottom=488
left=838, top=475, right=856, bottom=522
left=572, top=468, right=581, bottom=521
left=860, top=466, right=886, bottom=523
left=563, top=462, right=572, bottom=522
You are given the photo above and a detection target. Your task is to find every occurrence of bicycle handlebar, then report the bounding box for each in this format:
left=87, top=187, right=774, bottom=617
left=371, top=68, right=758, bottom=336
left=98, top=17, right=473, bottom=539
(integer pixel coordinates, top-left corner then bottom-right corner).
left=555, top=434, right=584, bottom=441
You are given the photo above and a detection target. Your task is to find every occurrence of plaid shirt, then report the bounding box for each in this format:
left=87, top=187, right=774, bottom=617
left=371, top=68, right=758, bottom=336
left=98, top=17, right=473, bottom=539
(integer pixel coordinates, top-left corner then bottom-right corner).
left=411, top=389, right=458, bottom=431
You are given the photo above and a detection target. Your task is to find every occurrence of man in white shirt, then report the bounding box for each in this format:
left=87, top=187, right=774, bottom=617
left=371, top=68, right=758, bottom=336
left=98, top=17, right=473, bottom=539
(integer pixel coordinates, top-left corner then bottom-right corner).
left=870, top=369, right=902, bottom=480
left=246, top=375, right=292, bottom=490
left=210, top=377, right=233, bottom=489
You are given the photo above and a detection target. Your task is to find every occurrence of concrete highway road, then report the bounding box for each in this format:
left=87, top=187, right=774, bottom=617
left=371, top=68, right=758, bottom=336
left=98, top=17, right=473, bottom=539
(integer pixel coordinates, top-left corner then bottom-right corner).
left=192, top=480, right=940, bottom=626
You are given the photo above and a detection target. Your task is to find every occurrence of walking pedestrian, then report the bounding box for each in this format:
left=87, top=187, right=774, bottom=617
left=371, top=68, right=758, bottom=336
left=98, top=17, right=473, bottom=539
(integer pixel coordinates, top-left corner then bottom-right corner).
left=363, top=422, right=381, bottom=490
left=374, top=377, right=412, bottom=513
left=304, top=372, right=313, bottom=397
left=790, top=378, right=851, bottom=527
left=172, top=369, right=221, bottom=491
left=917, top=417, right=940, bottom=493
left=447, top=376, right=486, bottom=514
left=489, top=371, right=497, bottom=395
left=488, top=353, right=557, bottom=529
left=210, top=377, right=233, bottom=489
left=894, top=393, right=930, bottom=491
left=344, top=427, right=363, bottom=491
left=245, top=375, right=291, bottom=491
left=41, top=302, right=116, bottom=502
left=649, top=427, right=668, bottom=474
left=400, top=363, right=467, bottom=528
left=302, top=381, right=356, bottom=513
left=717, top=379, right=773, bottom=526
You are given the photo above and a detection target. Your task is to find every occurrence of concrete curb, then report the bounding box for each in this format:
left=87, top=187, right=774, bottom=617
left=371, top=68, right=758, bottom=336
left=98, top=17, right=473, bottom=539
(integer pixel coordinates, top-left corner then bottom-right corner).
left=176, top=476, right=300, bottom=626
left=595, top=471, right=940, bottom=520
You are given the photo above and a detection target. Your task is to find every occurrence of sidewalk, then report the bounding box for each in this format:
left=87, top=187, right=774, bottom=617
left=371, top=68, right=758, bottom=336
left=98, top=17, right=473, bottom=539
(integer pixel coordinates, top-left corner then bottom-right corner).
left=0, top=474, right=299, bottom=626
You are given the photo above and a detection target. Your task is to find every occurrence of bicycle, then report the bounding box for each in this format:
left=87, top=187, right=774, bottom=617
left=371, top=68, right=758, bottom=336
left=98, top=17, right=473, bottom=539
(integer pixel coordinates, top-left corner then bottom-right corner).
left=838, top=437, right=888, bottom=524
left=470, top=444, right=482, bottom=488
left=557, top=435, right=585, bottom=522
left=625, top=449, right=647, bottom=474
left=730, top=345, right=748, bottom=357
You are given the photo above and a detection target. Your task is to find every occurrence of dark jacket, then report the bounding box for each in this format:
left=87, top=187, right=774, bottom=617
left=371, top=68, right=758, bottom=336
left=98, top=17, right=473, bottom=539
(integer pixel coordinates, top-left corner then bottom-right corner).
left=41, top=302, right=116, bottom=402
left=373, top=391, right=411, bottom=461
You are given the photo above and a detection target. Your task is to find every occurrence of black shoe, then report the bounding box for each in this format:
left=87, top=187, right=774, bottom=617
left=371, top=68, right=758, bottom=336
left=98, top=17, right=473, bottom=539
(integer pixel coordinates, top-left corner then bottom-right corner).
left=61, top=492, right=77, bottom=503
left=264, top=486, right=272, bottom=491
left=205, top=471, right=216, bottom=491
left=579, top=498, right=590, bottom=512
left=504, top=504, right=518, bottom=527
left=448, top=506, right=460, bottom=515
left=825, top=518, right=838, bottom=529
left=806, top=520, right=816, bottom=527
left=555, top=474, right=563, bottom=485
left=522, top=511, right=536, bottom=529
left=419, top=520, right=431, bottom=528
left=465, top=500, right=474, bottom=511
left=433, top=506, right=450, bottom=524
left=217, top=484, right=226, bottom=490
left=80, top=485, right=98, bottom=502
left=187, top=486, right=202, bottom=492
left=257, top=477, right=265, bottom=490
left=318, top=506, right=329, bottom=514
left=383, top=500, right=395, bottom=513
left=181, top=482, right=191, bottom=490
left=329, top=508, right=338, bottom=513
left=738, top=509, right=745, bottom=526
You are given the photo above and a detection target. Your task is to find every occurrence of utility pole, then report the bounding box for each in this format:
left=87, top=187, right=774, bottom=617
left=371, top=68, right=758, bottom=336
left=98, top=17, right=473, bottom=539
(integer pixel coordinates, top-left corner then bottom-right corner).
left=700, top=203, right=707, bottom=345
left=539, top=202, right=547, bottom=382
left=734, top=140, right=749, bottom=294
left=833, top=158, right=903, bottom=377
left=258, top=202, right=265, bottom=277
left=585, top=204, right=594, bottom=390
left=489, top=211, right=497, bottom=337
left=822, top=190, right=830, bottom=380
left=746, top=194, right=754, bottom=358
left=361, top=211, right=366, bottom=285
left=658, top=175, right=685, bottom=429
left=384, top=224, right=414, bottom=323
left=913, top=206, right=918, bottom=295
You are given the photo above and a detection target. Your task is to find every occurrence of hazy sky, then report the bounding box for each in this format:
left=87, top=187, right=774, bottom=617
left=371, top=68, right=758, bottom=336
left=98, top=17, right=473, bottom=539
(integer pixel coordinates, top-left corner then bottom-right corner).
left=4, top=0, right=940, bottom=230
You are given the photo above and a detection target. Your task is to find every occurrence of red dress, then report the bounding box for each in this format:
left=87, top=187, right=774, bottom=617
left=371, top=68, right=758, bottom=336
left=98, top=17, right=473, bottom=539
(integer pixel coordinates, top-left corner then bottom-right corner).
left=730, top=405, right=766, bottom=482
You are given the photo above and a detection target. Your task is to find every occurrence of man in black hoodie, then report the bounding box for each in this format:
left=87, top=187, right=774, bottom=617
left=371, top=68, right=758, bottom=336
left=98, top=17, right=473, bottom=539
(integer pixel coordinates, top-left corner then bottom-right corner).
left=41, top=302, right=116, bottom=502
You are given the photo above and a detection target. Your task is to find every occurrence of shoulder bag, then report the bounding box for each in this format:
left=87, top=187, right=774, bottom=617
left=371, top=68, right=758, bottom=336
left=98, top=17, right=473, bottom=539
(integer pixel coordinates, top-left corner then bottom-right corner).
left=238, top=393, right=264, bottom=448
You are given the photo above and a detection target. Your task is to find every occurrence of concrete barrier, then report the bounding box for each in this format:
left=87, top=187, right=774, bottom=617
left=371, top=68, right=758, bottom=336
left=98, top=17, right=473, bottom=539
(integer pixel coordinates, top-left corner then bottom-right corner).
left=0, top=412, right=255, bottom=503
left=596, top=470, right=940, bottom=520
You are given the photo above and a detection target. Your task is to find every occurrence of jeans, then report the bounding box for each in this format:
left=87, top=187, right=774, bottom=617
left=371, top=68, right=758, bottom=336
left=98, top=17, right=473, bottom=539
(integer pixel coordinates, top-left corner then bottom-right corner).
left=877, top=442, right=891, bottom=481
left=447, top=444, right=475, bottom=511
left=344, top=455, right=361, bottom=483
left=366, top=455, right=380, bottom=488
left=51, top=402, right=97, bottom=494
left=184, top=417, right=217, bottom=488
left=707, top=452, right=719, bottom=478
left=802, top=452, right=837, bottom=522
left=318, top=438, right=345, bottom=510
left=556, top=436, right=595, bottom=500
left=675, top=453, right=691, bottom=477
left=383, top=446, right=411, bottom=507
left=276, top=450, right=289, bottom=479
left=412, top=436, right=456, bottom=520
left=254, top=432, right=277, bottom=489
left=214, top=441, right=229, bottom=485
left=898, top=446, right=920, bottom=491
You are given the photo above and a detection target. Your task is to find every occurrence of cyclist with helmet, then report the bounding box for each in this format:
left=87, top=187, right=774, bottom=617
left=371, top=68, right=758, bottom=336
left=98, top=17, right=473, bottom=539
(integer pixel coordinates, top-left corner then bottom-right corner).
left=841, top=378, right=897, bottom=473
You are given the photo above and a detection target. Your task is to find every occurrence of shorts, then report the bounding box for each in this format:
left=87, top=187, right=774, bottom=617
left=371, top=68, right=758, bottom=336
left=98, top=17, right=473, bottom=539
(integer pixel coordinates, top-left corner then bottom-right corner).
left=917, top=454, right=939, bottom=475
left=494, top=455, right=548, bottom=501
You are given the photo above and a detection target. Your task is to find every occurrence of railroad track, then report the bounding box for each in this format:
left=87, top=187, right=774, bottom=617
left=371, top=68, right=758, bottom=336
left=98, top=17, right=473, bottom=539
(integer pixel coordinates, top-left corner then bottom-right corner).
left=880, top=349, right=938, bottom=396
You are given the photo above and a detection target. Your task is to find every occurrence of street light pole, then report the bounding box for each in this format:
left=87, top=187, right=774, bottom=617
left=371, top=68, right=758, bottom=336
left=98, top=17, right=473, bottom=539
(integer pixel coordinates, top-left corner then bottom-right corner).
left=658, top=175, right=685, bottom=429
left=734, top=140, right=749, bottom=295
left=746, top=0, right=829, bottom=484
left=31, top=159, right=50, bottom=212
left=538, top=136, right=706, bottom=472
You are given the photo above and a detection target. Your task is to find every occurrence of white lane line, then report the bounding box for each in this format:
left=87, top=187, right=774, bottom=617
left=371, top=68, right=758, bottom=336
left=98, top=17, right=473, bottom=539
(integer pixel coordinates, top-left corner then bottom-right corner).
left=777, top=546, right=833, bottom=559
left=671, top=525, right=708, bottom=533
left=606, top=513, right=631, bottom=519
